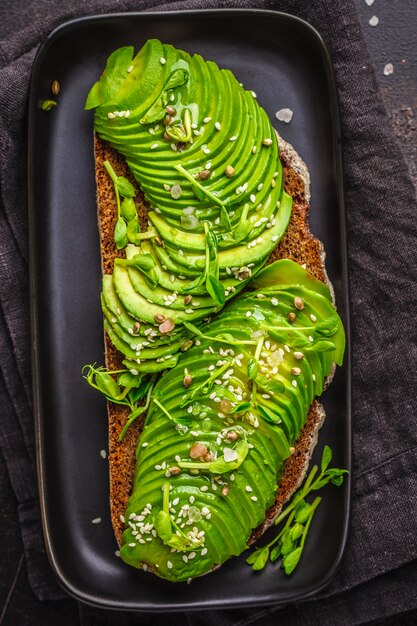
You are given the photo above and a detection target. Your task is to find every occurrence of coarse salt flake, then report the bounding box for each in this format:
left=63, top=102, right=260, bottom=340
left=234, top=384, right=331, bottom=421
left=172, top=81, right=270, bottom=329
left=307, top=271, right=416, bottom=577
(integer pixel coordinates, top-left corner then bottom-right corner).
left=275, top=108, right=293, bottom=123
left=223, top=447, right=239, bottom=462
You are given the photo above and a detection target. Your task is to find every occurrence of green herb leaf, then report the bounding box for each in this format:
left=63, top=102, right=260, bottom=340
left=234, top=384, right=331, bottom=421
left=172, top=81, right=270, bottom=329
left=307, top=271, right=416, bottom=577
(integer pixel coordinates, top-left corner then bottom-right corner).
left=270, top=544, right=282, bottom=562
left=116, top=177, right=135, bottom=199
left=315, top=315, right=339, bottom=337
left=231, top=402, right=252, bottom=415
left=329, top=468, right=349, bottom=486
left=41, top=99, right=57, bottom=111
left=117, top=371, right=142, bottom=388
left=258, top=404, right=282, bottom=425
left=264, top=379, right=286, bottom=394
left=246, top=550, right=261, bottom=565
left=165, top=68, right=189, bottom=90
left=121, top=197, right=137, bottom=221
left=127, top=215, right=140, bottom=242
left=247, top=358, right=258, bottom=380
left=321, top=445, right=333, bottom=473
left=114, top=216, right=128, bottom=249
left=128, top=253, right=156, bottom=271
left=280, top=537, right=295, bottom=556
left=295, top=502, right=313, bottom=524
left=306, top=339, right=336, bottom=353
left=96, top=371, right=121, bottom=398
left=153, top=510, right=173, bottom=543
left=290, top=523, right=304, bottom=541
left=282, top=547, right=302, bottom=575
left=233, top=219, right=252, bottom=243
left=183, top=321, right=204, bottom=337
left=251, top=546, right=270, bottom=571
left=219, top=205, right=232, bottom=232
left=206, top=274, right=225, bottom=306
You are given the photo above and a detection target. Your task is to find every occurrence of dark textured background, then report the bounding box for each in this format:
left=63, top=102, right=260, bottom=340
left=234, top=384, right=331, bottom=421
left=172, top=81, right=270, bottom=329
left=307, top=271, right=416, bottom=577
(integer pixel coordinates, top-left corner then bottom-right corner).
left=0, top=1, right=416, bottom=625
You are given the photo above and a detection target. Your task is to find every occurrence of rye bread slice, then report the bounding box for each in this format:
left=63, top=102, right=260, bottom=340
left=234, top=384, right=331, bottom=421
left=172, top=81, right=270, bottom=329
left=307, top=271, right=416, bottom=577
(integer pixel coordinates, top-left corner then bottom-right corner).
left=94, top=131, right=334, bottom=549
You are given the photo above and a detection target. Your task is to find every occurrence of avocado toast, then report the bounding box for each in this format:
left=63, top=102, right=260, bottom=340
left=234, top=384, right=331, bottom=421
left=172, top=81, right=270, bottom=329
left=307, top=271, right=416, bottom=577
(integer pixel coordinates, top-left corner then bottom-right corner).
left=86, top=40, right=345, bottom=582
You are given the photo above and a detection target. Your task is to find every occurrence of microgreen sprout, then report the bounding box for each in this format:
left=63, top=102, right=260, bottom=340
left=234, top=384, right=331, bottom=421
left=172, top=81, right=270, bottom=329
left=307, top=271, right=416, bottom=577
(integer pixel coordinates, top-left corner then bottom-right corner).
left=246, top=445, right=348, bottom=575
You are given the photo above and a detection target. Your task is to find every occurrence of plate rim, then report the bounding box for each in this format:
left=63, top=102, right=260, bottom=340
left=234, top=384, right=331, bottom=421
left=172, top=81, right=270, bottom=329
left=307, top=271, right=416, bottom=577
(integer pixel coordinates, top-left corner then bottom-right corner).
left=28, top=7, right=351, bottom=611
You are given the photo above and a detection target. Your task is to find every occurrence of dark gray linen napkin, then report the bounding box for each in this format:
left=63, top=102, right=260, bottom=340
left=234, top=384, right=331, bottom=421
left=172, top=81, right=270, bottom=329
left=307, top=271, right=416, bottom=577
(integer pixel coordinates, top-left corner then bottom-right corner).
left=0, top=0, right=416, bottom=622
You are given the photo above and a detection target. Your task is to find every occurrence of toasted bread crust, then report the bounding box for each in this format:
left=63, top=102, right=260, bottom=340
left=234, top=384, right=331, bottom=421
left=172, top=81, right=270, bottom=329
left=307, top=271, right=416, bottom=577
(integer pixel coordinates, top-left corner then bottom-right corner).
left=94, top=133, right=332, bottom=549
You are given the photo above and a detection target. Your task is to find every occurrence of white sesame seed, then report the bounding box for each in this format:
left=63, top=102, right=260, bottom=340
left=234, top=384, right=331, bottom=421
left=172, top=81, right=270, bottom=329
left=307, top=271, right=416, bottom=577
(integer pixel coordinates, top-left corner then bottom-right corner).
left=203, top=117, right=212, bottom=123
left=272, top=235, right=278, bottom=242
left=369, top=15, right=379, bottom=27
left=251, top=91, right=257, bottom=98
left=120, top=514, right=125, bottom=523
left=151, top=143, right=158, bottom=150
left=128, top=542, right=136, bottom=547
left=271, top=298, right=278, bottom=306
left=312, top=374, right=316, bottom=382
left=189, top=496, right=195, bottom=504
left=203, top=146, right=211, bottom=154
left=251, top=496, right=258, bottom=502
left=91, top=517, right=102, bottom=524
left=252, top=145, right=257, bottom=154
left=190, top=431, right=199, bottom=437
left=183, top=555, right=189, bottom=563
left=127, top=65, right=133, bottom=73
left=250, top=194, right=256, bottom=203
left=246, top=311, right=251, bottom=317
left=107, top=112, right=115, bottom=119
left=215, top=122, right=221, bottom=130
left=115, top=550, right=120, bottom=557
left=160, top=57, right=166, bottom=64
left=100, top=449, right=107, bottom=459
left=309, top=336, right=314, bottom=342
left=229, top=136, right=237, bottom=141
left=200, top=485, right=209, bottom=492
left=292, top=380, right=298, bottom=387
left=245, top=485, right=252, bottom=492
left=201, top=548, right=208, bottom=556
left=262, top=138, right=273, bottom=146
left=167, top=560, right=173, bottom=569
left=187, top=577, right=193, bottom=584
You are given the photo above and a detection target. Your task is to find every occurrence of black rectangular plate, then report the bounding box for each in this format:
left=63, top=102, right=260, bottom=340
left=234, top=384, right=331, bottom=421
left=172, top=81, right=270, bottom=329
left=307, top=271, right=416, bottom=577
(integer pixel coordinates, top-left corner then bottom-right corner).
left=29, top=9, right=351, bottom=612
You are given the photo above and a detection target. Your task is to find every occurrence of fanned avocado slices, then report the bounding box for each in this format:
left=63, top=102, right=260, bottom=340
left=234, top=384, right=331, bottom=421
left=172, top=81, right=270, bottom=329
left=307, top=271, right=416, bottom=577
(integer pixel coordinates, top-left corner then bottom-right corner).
left=86, top=40, right=292, bottom=371
left=118, top=260, right=345, bottom=582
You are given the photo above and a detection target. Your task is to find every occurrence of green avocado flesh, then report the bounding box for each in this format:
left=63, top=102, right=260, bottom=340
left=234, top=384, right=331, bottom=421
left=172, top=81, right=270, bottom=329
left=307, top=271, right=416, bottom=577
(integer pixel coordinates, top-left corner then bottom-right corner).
left=118, top=259, right=345, bottom=582
left=86, top=40, right=292, bottom=370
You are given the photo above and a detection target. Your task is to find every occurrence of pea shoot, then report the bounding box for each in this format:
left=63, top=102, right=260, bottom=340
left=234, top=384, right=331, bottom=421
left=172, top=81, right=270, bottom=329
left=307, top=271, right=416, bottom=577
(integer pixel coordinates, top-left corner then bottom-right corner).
left=246, top=445, right=348, bottom=575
